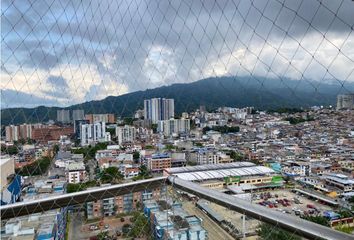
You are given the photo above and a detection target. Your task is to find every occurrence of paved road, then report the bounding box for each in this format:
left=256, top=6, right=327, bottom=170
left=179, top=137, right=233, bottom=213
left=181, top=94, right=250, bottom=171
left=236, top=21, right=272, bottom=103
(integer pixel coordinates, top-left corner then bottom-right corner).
left=183, top=201, right=235, bottom=240
left=68, top=211, right=86, bottom=240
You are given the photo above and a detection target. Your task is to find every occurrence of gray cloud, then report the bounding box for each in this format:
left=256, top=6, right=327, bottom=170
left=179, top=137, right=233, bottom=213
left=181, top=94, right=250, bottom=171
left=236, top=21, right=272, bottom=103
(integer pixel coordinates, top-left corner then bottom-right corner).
left=43, top=75, right=70, bottom=99
left=1, top=0, right=354, bottom=107
left=1, top=89, right=60, bottom=108
left=47, top=75, right=68, bottom=88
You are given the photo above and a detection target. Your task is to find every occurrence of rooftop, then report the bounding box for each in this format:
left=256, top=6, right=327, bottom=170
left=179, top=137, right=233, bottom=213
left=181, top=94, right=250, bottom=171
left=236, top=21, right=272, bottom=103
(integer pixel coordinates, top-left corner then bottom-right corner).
left=165, top=162, right=255, bottom=174
left=173, top=165, right=274, bottom=181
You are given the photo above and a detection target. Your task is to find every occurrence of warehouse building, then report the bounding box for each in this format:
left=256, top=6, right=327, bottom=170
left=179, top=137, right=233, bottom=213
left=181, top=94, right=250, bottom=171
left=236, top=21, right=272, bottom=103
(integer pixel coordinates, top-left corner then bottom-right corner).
left=164, top=162, right=282, bottom=190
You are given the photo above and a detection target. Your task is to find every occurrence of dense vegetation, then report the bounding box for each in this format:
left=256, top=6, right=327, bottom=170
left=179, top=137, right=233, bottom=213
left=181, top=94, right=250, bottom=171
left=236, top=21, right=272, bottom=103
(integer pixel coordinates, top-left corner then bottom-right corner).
left=66, top=180, right=98, bottom=193
left=1, top=145, right=19, bottom=155
left=302, top=215, right=330, bottom=227
left=100, top=167, right=124, bottom=184
left=124, top=212, right=151, bottom=238
left=132, top=165, right=152, bottom=181
left=285, top=116, right=314, bottom=125
left=229, top=150, right=244, bottom=161
left=257, top=223, right=301, bottom=240
left=3, top=76, right=351, bottom=125
left=71, top=142, right=108, bottom=159
left=202, top=125, right=240, bottom=134
left=268, top=108, right=304, bottom=114
left=15, top=156, right=51, bottom=176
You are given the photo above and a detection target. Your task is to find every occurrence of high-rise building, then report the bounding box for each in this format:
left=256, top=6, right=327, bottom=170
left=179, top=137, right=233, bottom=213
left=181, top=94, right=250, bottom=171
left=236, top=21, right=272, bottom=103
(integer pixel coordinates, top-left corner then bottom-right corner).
left=144, top=98, right=174, bottom=123
left=57, top=110, right=70, bottom=123
left=5, top=125, right=19, bottom=142
left=74, top=119, right=89, bottom=139
left=72, top=109, right=85, bottom=121
left=337, top=93, right=354, bottom=110
left=116, top=125, right=136, bottom=145
left=157, top=118, right=190, bottom=136
left=85, top=114, right=115, bottom=124
left=80, top=122, right=110, bottom=146
left=5, top=124, right=39, bottom=142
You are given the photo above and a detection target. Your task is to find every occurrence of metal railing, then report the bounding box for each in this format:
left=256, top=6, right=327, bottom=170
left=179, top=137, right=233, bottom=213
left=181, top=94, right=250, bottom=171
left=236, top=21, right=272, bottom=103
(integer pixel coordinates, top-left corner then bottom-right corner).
left=1, top=176, right=352, bottom=240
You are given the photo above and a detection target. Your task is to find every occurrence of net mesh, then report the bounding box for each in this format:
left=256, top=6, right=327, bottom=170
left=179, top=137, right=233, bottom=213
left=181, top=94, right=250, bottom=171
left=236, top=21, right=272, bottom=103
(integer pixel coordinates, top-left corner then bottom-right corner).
left=1, top=0, right=354, bottom=239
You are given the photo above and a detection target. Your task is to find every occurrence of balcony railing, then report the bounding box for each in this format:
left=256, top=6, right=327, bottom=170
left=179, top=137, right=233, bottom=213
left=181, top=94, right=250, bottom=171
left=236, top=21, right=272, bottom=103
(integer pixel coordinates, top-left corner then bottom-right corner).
left=1, top=176, right=352, bottom=240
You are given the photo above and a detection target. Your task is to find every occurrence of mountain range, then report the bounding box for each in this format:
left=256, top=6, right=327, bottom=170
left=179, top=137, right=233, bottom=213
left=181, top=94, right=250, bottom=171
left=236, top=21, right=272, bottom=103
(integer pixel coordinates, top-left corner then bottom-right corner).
left=2, top=76, right=354, bottom=125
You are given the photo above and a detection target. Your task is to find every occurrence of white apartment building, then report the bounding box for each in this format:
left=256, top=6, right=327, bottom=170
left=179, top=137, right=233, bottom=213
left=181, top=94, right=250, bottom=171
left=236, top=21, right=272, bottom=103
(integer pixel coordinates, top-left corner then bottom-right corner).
left=65, top=162, right=86, bottom=183
left=196, top=151, right=232, bottom=165
left=116, top=125, right=136, bottom=145
left=144, top=98, right=174, bottom=123
left=157, top=118, right=190, bottom=136
left=80, top=122, right=110, bottom=146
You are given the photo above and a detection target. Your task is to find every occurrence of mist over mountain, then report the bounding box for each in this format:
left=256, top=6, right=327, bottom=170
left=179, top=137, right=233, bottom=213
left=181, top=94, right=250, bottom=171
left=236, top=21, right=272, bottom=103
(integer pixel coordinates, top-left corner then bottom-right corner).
left=2, top=76, right=354, bottom=125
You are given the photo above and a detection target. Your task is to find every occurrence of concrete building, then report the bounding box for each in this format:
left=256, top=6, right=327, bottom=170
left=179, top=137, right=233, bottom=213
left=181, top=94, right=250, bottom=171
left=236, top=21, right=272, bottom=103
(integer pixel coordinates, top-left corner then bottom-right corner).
left=5, top=124, right=36, bottom=142
left=65, top=162, right=86, bottom=183
left=148, top=153, right=172, bottom=172
left=116, top=125, right=136, bottom=145
left=80, top=122, right=110, bottom=146
left=72, top=109, right=85, bottom=121
left=193, top=150, right=233, bottom=165
left=144, top=98, right=174, bottom=123
left=2, top=209, right=67, bottom=240
left=134, top=109, right=144, bottom=119
left=336, top=93, right=354, bottom=110
left=158, top=118, right=190, bottom=137
left=85, top=114, right=116, bottom=124
left=86, top=187, right=165, bottom=219
left=57, top=109, right=71, bottom=123
left=324, top=173, right=354, bottom=192
left=74, top=119, right=89, bottom=139
left=171, top=152, right=187, bottom=168
left=0, top=155, right=15, bottom=189
left=143, top=198, right=207, bottom=240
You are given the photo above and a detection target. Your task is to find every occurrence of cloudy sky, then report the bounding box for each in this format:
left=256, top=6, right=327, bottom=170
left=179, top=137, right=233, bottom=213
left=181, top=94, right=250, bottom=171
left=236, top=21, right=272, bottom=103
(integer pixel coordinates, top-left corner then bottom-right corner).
left=1, top=0, right=354, bottom=108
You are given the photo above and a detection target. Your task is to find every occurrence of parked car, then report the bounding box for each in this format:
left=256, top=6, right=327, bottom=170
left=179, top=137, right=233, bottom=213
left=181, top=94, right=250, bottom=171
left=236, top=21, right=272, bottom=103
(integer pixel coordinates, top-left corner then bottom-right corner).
left=307, top=204, right=315, bottom=209
left=89, top=225, right=98, bottom=231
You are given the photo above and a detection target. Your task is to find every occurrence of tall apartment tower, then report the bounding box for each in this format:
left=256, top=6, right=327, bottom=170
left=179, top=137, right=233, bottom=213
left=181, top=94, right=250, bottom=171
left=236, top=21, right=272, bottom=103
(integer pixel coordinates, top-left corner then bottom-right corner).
left=80, top=122, right=109, bottom=146
left=337, top=94, right=354, bottom=110
left=57, top=110, right=70, bottom=123
left=116, top=125, right=136, bottom=145
left=144, top=98, right=174, bottom=123
left=72, top=109, right=85, bottom=121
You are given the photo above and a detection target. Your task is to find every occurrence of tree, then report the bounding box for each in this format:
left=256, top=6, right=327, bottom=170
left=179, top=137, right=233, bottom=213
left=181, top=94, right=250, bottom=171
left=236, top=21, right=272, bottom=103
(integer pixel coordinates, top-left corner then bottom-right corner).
left=257, top=223, right=301, bottom=240
left=100, top=167, right=124, bottom=184
left=53, top=144, right=60, bottom=155
left=66, top=180, right=98, bottom=193
left=151, top=124, right=158, bottom=133
left=133, top=151, right=140, bottom=160
left=97, top=231, right=108, bottom=240
left=230, top=151, right=244, bottom=161
left=3, top=145, right=19, bottom=155
left=122, top=223, right=132, bottom=235
left=128, top=212, right=150, bottom=238
left=283, top=175, right=291, bottom=184
left=302, top=215, right=330, bottom=227
left=164, top=144, right=175, bottom=151
left=132, top=165, right=152, bottom=181
left=15, top=156, right=51, bottom=176
left=105, top=128, right=115, bottom=137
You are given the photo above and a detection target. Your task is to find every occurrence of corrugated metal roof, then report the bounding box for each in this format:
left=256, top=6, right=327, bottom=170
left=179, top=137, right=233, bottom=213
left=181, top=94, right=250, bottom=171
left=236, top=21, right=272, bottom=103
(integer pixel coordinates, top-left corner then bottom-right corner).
left=174, top=166, right=275, bottom=181
left=165, top=162, right=255, bottom=174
